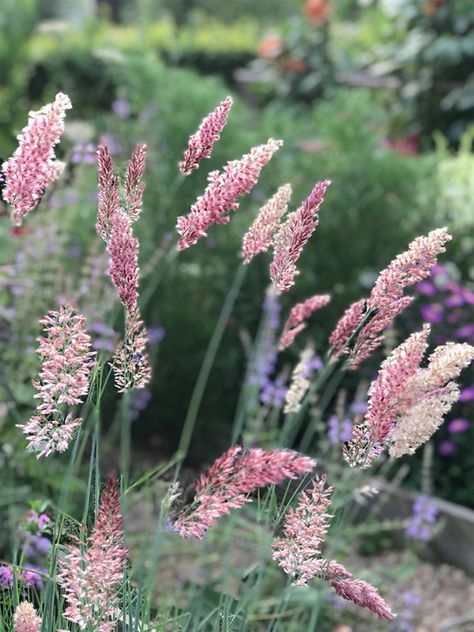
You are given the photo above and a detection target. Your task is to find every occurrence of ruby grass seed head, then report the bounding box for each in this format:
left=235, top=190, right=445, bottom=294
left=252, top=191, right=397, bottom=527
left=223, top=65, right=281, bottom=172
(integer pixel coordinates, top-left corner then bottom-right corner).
left=179, top=96, right=233, bottom=175
left=329, top=228, right=452, bottom=367
left=270, top=179, right=331, bottom=293
left=272, top=475, right=394, bottom=620
left=18, top=304, right=95, bottom=458
left=241, top=183, right=292, bottom=264
left=175, top=445, right=315, bottom=539
left=177, top=138, right=283, bottom=250
left=58, top=476, right=128, bottom=632
left=345, top=324, right=474, bottom=467
left=2, top=92, right=71, bottom=226
left=279, top=293, right=331, bottom=351
left=96, top=143, right=151, bottom=392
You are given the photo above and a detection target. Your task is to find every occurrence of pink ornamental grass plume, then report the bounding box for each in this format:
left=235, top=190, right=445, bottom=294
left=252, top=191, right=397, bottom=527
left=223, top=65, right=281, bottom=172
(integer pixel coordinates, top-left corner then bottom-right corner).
left=96, top=142, right=147, bottom=241
left=96, top=144, right=120, bottom=241
left=179, top=96, right=233, bottom=175
left=18, top=305, right=95, bottom=458
left=2, top=92, right=71, bottom=225
left=345, top=327, right=474, bottom=467
left=241, top=183, right=292, bottom=263
left=176, top=138, right=283, bottom=250
left=58, top=476, right=128, bottom=632
left=272, top=476, right=394, bottom=620
left=175, top=445, right=315, bottom=539
left=329, top=228, right=452, bottom=368
left=284, top=347, right=315, bottom=414
left=270, top=180, right=331, bottom=293
left=279, top=293, right=331, bottom=351
left=13, top=601, right=41, bottom=632
left=124, top=142, right=147, bottom=221
left=389, top=341, right=474, bottom=458
left=327, top=562, right=395, bottom=621
left=273, top=476, right=333, bottom=586
left=107, top=210, right=139, bottom=313
left=96, top=146, right=151, bottom=391
left=112, top=308, right=151, bottom=392
left=107, top=211, right=151, bottom=390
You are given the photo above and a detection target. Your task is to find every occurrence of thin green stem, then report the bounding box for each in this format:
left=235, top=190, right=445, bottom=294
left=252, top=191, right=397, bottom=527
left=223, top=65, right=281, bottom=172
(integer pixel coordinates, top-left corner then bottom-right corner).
left=176, top=263, right=248, bottom=462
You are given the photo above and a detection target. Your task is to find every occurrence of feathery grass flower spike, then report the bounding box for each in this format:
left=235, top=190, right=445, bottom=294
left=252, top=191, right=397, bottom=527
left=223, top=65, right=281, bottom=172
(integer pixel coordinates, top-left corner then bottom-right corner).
left=329, top=228, right=452, bottom=367
left=273, top=475, right=394, bottom=620
left=345, top=325, right=474, bottom=467
left=177, top=138, right=283, bottom=250
left=175, top=445, right=315, bottom=539
left=284, top=347, right=315, bottom=413
left=179, top=96, right=233, bottom=175
left=18, top=305, right=95, bottom=458
left=2, top=92, right=71, bottom=225
left=241, top=183, right=292, bottom=263
left=96, top=143, right=151, bottom=391
left=13, top=601, right=41, bottom=632
left=279, top=293, right=331, bottom=350
left=270, top=180, right=330, bottom=293
left=58, top=476, right=128, bottom=632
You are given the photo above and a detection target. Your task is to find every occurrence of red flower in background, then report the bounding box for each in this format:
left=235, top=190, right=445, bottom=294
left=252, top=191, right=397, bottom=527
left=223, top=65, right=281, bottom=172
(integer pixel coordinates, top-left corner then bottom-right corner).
left=304, top=0, right=331, bottom=26
left=423, top=0, right=445, bottom=17
left=258, top=35, right=283, bottom=59
left=280, top=58, right=308, bottom=74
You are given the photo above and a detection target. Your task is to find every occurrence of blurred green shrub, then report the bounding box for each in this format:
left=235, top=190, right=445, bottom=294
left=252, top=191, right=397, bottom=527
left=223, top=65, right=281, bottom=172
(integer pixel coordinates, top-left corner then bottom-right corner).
left=367, top=0, right=474, bottom=146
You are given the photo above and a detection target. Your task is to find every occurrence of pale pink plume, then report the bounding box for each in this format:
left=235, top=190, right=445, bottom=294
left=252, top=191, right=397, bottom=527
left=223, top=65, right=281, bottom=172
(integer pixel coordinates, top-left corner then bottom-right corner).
left=345, top=327, right=474, bottom=467
left=18, top=305, right=95, bottom=458
left=343, top=325, right=431, bottom=467
left=270, top=180, right=330, bottom=293
left=2, top=92, right=71, bottom=225
left=58, top=476, right=128, bottom=632
left=273, top=476, right=333, bottom=586
left=175, top=445, right=315, bottom=539
left=389, top=341, right=474, bottom=458
left=272, top=476, right=394, bottom=620
left=329, top=228, right=452, bottom=368
left=279, top=293, right=331, bottom=350
left=112, top=308, right=151, bottom=393
left=179, top=96, right=233, bottom=175
left=241, top=184, right=292, bottom=263
left=14, top=602, right=41, bottom=632
left=177, top=138, right=283, bottom=250
left=284, top=347, right=315, bottom=414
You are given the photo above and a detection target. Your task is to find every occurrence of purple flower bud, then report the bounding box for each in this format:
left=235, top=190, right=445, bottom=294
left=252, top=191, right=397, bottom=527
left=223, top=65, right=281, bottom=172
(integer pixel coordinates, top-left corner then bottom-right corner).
left=447, top=417, right=469, bottom=434
left=0, top=566, right=13, bottom=588
left=417, top=281, right=436, bottom=296
left=445, top=293, right=464, bottom=308
left=455, top=324, right=474, bottom=339
left=406, top=495, right=438, bottom=541
left=420, top=303, right=443, bottom=324
left=112, top=99, right=131, bottom=119
left=438, top=440, right=457, bottom=457
left=460, top=385, right=474, bottom=402
left=21, top=564, right=46, bottom=590
left=350, top=400, right=368, bottom=415
left=147, top=326, right=166, bottom=345
left=32, top=535, right=51, bottom=556
left=327, top=415, right=352, bottom=445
